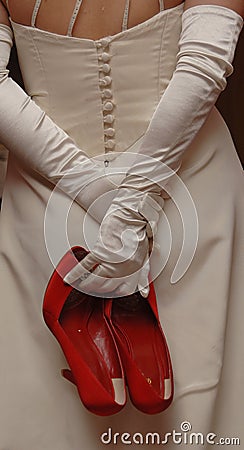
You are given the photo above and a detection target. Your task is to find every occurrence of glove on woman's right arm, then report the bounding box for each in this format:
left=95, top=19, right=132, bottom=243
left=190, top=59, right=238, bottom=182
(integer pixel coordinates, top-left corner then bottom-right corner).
left=64, top=4, right=243, bottom=297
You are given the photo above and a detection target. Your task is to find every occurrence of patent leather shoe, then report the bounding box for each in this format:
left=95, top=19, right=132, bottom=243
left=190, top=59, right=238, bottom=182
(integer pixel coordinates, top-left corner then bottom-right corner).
left=43, top=246, right=126, bottom=416
left=105, top=284, right=173, bottom=414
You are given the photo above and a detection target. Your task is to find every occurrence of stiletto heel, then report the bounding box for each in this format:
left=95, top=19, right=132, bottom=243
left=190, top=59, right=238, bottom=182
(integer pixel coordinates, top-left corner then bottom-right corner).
left=43, top=246, right=126, bottom=416
left=105, top=284, right=174, bottom=414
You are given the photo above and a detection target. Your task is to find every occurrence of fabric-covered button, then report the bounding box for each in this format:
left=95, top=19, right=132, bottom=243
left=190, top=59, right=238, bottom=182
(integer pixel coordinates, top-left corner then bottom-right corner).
left=95, top=42, right=102, bottom=49
left=99, top=64, right=111, bottom=74
left=100, top=37, right=111, bottom=47
left=103, top=101, right=114, bottom=112
left=103, top=114, right=114, bottom=124
left=104, top=128, right=115, bottom=138
left=103, top=151, right=117, bottom=161
left=99, top=76, right=112, bottom=87
left=105, top=139, right=115, bottom=150
left=98, top=52, right=111, bottom=63
left=102, top=89, right=113, bottom=99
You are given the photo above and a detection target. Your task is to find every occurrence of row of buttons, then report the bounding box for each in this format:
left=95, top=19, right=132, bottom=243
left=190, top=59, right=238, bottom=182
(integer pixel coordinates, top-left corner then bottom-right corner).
left=95, top=38, right=115, bottom=155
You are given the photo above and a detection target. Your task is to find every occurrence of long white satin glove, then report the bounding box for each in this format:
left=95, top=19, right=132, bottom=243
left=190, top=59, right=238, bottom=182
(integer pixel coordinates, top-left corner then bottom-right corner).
left=64, top=5, right=243, bottom=297
left=119, top=5, right=243, bottom=196
left=0, top=24, right=115, bottom=223
left=64, top=188, right=163, bottom=297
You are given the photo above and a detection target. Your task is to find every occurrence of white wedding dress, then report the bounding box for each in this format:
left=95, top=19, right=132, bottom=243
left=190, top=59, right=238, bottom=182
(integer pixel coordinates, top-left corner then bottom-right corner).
left=0, top=1, right=243, bottom=448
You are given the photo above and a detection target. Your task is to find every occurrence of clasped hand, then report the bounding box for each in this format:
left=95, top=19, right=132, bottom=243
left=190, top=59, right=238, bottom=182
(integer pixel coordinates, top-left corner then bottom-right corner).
left=64, top=188, right=162, bottom=297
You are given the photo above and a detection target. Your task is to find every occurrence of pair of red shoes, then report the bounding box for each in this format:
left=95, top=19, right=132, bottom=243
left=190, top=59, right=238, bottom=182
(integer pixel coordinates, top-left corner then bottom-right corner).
left=43, top=246, right=174, bottom=416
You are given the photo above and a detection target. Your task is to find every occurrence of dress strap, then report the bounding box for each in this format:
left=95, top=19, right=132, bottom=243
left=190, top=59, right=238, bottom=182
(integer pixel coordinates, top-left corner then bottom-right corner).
left=122, top=0, right=164, bottom=32
left=67, top=0, right=83, bottom=37
left=122, top=0, right=130, bottom=32
left=31, top=0, right=42, bottom=27
left=159, top=0, right=165, bottom=11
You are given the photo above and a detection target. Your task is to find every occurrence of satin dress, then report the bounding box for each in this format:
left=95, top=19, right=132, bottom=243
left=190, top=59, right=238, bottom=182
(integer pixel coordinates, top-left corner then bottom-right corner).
left=0, top=3, right=243, bottom=449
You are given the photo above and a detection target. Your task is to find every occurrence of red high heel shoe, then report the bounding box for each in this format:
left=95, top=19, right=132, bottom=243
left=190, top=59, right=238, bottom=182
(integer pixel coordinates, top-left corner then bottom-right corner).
left=104, top=284, right=174, bottom=414
left=43, top=246, right=126, bottom=416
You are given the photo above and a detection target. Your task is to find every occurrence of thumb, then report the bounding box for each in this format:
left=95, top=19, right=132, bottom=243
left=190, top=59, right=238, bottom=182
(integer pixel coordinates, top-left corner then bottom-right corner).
left=63, top=252, right=98, bottom=285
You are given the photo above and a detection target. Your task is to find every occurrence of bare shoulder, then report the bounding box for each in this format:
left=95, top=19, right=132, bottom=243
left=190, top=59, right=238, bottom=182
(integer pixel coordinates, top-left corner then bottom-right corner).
left=0, top=1, right=10, bottom=25
left=0, top=0, right=8, bottom=11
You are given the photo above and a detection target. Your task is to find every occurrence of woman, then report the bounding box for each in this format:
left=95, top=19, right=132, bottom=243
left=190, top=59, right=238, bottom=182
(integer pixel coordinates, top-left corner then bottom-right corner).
left=0, top=0, right=243, bottom=448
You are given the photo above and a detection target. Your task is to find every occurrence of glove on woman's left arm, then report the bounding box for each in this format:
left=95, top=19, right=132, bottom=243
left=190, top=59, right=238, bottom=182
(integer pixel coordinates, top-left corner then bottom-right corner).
left=0, top=23, right=115, bottom=223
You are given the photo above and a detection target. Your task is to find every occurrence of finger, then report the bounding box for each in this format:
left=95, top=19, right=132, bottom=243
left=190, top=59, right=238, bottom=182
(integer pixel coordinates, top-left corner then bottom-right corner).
left=112, top=279, right=139, bottom=297
left=78, top=265, right=122, bottom=295
left=111, top=270, right=141, bottom=297
left=63, top=253, right=98, bottom=285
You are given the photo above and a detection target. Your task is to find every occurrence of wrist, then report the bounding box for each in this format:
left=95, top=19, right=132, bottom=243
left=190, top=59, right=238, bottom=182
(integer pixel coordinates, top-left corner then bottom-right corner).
left=138, top=192, right=164, bottom=238
left=110, top=187, right=164, bottom=239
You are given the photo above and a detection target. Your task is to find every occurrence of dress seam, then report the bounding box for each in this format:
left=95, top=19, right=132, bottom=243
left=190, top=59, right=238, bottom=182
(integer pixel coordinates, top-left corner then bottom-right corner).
left=157, top=8, right=169, bottom=100
left=28, top=28, right=52, bottom=117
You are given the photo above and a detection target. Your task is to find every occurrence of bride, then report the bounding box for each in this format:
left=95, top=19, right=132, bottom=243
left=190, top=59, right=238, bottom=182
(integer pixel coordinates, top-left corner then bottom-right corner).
left=0, top=1, right=243, bottom=449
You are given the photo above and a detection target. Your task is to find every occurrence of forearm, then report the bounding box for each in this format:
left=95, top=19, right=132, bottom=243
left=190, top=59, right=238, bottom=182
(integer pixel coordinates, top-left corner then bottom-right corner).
left=0, top=24, right=114, bottom=218
left=123, top=5, right=243, bottom=193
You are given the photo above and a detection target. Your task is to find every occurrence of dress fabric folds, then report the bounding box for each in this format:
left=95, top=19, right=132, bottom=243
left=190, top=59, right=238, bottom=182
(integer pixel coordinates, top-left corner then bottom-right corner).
left=0, top=4, right=243, bottom=449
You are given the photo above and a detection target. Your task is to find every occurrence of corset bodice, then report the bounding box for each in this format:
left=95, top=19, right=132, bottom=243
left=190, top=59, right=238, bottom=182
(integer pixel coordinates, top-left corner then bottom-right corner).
left=11, top=4, right=183, bottom=158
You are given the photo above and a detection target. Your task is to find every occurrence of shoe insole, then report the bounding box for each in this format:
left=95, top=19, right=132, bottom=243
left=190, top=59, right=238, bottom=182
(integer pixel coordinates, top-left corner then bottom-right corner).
left=60, top=295, right=123, bottom=397
left=112, top=295, right=170, bottom=396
